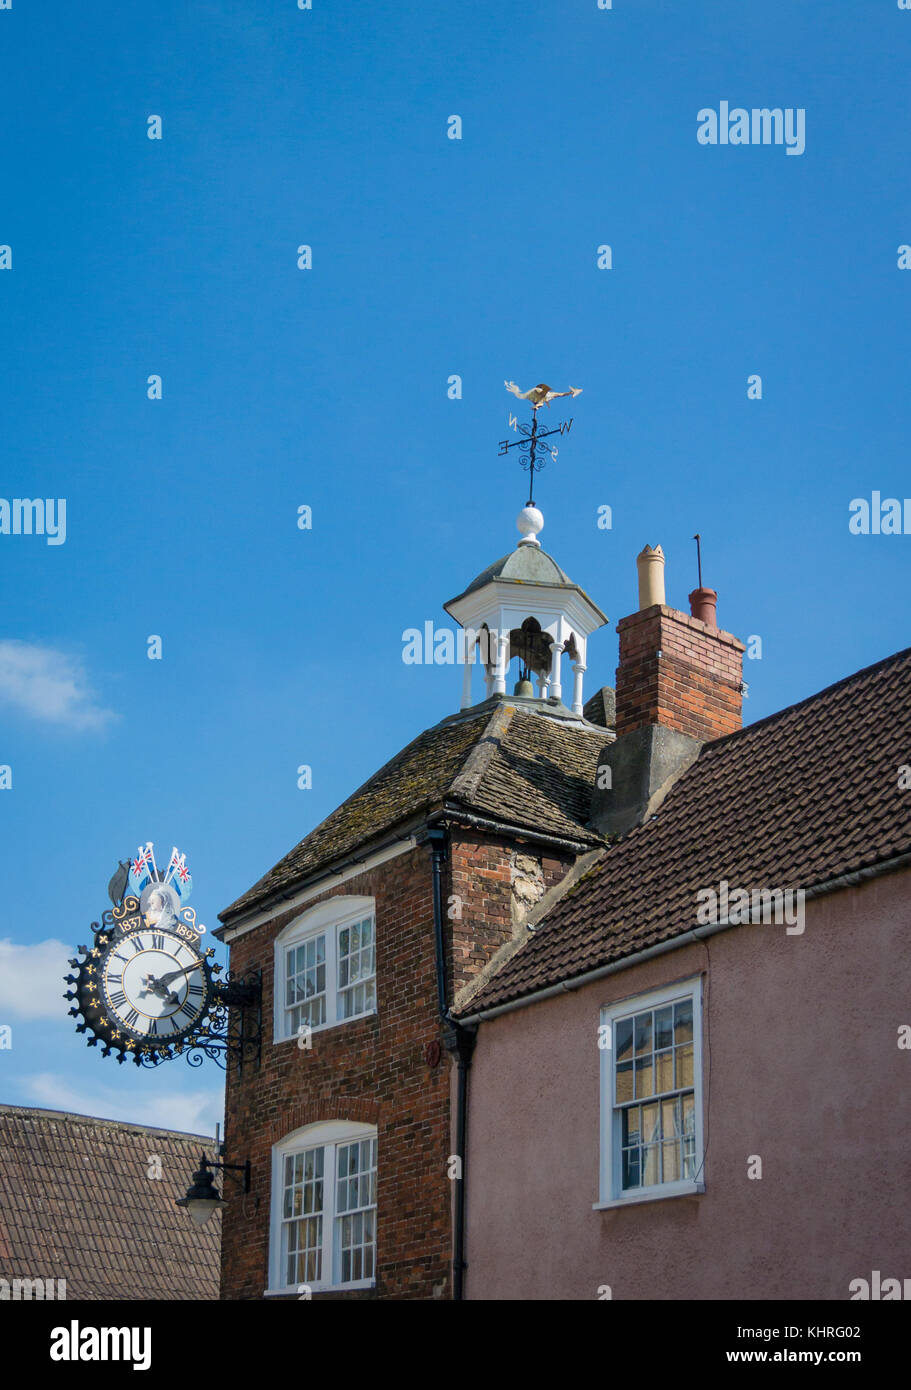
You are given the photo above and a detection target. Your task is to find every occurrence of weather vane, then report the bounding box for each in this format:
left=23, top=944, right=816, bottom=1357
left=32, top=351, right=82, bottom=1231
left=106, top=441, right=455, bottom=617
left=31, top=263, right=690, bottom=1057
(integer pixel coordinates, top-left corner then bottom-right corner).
left=499, top=381, right=582, bottom=506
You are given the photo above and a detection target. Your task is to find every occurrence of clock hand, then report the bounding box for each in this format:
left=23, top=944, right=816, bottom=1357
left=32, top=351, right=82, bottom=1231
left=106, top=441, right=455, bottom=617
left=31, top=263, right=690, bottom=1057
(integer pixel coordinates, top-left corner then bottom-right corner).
left=158, top=961, right=205, bottom=989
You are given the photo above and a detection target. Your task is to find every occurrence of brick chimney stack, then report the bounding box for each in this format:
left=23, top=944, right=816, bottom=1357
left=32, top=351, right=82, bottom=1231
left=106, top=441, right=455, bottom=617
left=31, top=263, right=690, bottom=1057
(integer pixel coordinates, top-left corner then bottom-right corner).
left=615, top=545, right=744, bottom=742
left=590, top=545, right=744, bottom=838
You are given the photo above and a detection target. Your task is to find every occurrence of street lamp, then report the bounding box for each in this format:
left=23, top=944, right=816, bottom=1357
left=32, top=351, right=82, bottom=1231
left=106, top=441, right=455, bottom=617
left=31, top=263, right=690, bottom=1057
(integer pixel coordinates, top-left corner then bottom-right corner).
left=176, top=1153, right=251, bottom=1226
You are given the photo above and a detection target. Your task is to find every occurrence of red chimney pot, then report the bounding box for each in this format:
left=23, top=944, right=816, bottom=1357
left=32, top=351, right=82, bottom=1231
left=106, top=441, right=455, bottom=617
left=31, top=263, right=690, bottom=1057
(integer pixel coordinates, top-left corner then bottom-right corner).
left=688, top=587, right=718, bottom=629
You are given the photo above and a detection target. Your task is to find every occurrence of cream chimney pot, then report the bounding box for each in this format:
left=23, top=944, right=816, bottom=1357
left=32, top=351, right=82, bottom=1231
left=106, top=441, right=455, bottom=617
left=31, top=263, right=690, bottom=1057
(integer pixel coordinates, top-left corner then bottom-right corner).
left=636, top=544, right=666, bottom=610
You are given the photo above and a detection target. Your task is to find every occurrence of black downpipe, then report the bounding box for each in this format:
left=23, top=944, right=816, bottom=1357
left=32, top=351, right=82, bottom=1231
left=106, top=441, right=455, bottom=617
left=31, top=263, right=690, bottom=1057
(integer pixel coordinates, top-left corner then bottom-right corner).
left=445, top=1017, right=476, bottom=1300
left=427, top=827, right=448, bottom=1020
left=422, top=826, right=477, bottom=1301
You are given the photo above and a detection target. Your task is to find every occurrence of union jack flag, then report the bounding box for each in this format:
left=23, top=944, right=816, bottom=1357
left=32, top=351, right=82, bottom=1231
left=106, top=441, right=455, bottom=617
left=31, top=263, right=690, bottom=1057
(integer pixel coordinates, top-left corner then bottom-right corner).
left=164, top=846, right=193, bottom=903
left=128, top=843, right=156, bottom=897
left=132, top=846, right=152, bottom=875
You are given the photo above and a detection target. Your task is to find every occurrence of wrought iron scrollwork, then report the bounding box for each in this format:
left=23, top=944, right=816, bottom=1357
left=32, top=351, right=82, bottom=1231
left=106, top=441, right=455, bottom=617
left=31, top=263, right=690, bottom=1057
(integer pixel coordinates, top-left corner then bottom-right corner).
left=498, top=409, right=574, bottom=506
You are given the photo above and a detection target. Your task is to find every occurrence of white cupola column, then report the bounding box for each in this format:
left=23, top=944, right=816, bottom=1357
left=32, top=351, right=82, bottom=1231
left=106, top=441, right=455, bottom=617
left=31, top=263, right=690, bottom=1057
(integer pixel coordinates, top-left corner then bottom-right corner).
left=548, top=641, right=565, bottom=701
left=492, top=629, right=509, bottom=696
left=460, top=634, right=475, bottom=710
left=536, top=672, right=549, bottom=699
left=571, top=661, right=586, bottom=716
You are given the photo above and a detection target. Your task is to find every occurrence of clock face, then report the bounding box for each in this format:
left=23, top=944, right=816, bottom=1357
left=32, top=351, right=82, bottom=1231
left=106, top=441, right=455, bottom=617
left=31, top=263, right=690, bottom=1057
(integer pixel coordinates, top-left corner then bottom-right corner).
left=100, top=927, right=212, bottom=1044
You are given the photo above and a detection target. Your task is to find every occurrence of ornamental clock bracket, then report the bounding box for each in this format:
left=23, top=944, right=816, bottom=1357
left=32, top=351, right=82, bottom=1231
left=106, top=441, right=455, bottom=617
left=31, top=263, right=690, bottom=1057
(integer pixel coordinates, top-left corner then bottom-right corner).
left=64, top=843, right=260, bottom=1073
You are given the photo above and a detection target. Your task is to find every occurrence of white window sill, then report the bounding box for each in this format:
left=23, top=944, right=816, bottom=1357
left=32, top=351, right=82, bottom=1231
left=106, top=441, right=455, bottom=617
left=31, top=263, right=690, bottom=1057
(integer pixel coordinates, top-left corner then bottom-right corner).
left=273, top=1009, right=377, bottom=1046
left=264, top=1281, right=375, bottom=1297
left=593, top=1180, right=705, bottom=1211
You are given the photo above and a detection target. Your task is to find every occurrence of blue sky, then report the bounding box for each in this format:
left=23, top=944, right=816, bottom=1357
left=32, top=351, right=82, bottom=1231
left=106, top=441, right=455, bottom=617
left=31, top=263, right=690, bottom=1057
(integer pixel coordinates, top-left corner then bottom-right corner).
left=1, top=0, right=909, bottom=1132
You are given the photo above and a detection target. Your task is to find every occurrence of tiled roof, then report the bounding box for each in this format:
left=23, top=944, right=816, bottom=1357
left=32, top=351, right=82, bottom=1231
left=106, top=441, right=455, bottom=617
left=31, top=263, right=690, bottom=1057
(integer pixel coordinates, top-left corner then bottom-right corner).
left=0, top=1106, right=221, bottom=1300
left=220, top=702, right=612, bottom=922
left=459, top=646, right=911, bottom=1013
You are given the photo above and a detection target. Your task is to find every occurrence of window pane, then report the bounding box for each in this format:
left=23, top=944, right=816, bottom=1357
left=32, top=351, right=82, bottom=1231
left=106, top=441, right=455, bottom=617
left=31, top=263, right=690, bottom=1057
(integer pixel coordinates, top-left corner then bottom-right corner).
left=641, top=1103, right=660, bottom=1145
left=642, top=1145, right=660, bottom=1186
left=681, top=1092, right=697, bottom=1177
left=337, top=917, right=377, bottom=1020
left=282, top=1145, right=324, bottom=1287
left=286, top=935, right=327, bottom=1031
left=655, top=1049, right=673, bottom=1092
left=676, top=1043, right=694, bottom=1088
left=621, top=1147, right=640, bottom=1189
left=634, top=1056, right=653, bottom=1099
left=674, top=999, right=693, bottom=1045
left=661, top=1140, right=680, bottom=1183
left=615, top=1017, right=633, bottom=1062
left=634, top=1013, right=653, bottom=1056
left=654, top=1005, right=674, bottom=1050
left=615, top=1061, right=633, bottom=1104
left=335, top=1136, right=377, bottom=1283
left=622, top=1106, right=640, bottom=1147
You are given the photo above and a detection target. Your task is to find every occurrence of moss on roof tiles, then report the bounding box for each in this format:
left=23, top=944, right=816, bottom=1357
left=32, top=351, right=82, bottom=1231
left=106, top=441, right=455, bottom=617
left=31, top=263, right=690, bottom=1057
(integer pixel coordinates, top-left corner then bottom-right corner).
left=221, top=704, right=612, bottom=922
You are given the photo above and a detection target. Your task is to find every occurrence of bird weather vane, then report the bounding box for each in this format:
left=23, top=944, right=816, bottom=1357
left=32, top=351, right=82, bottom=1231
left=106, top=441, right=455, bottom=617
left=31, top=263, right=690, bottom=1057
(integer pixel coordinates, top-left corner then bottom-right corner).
left=499, top=381, right=582, bottom=507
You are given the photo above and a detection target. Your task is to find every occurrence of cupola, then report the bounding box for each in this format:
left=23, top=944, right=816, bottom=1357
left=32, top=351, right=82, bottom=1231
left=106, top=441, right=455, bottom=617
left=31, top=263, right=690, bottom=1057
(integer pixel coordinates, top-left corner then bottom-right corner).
left=444, top=506, right=607, bottom=717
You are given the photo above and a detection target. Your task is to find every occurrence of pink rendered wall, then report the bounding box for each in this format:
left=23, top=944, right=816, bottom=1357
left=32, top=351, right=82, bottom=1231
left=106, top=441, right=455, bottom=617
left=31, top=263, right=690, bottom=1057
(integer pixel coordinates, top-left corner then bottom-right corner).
left=462, top=869, right=911, bottom=1300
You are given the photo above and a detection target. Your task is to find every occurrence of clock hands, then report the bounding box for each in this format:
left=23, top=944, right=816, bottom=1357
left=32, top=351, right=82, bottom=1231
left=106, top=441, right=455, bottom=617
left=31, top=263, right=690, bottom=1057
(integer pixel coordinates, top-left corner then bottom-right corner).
left=138, top=960, right=205, bottom=1007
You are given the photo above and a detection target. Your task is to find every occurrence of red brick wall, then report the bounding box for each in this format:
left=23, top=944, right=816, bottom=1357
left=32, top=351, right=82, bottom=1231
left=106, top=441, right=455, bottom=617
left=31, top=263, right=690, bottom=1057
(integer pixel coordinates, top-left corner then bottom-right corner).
left=615, top=604, right=745, bottom=742
left=220, top=846, right=451, bottom=1301
left=219, top=833, right=580, bottom=1300
left=449, top=834, right=574, bottom=996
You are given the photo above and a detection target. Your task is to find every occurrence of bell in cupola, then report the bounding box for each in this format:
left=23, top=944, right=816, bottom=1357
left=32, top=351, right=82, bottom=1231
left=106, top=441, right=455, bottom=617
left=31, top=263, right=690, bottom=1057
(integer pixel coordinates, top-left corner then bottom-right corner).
left=513, top=664, right=535, bottom=699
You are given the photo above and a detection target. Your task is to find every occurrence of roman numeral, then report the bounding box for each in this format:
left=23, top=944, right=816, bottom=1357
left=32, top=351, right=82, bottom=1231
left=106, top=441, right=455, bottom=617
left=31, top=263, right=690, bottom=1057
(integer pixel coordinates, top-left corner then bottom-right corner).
left=131, top=937, right=145, bottom=954
left=188, top=983, right=203, bottom=997
left=152, top=934, right=165, bottom=951
left=113, top=953, right=127, bottom=965
left=125, top=1008, right=139, bottom=1028
left=148, top=1018, right=159, bottom=1036
left=110, top=990, right=127, bottom=1008
left=107, top=973, right=122, bottom=986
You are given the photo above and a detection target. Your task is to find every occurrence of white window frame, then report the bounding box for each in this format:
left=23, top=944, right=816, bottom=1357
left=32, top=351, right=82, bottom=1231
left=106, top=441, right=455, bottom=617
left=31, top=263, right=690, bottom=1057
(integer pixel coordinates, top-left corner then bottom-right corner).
left=595, top=977, right=705, bottom=1210
left=267, top=1120, right=377, bottom=1296
left=273, top=896, right=376, bottom=1043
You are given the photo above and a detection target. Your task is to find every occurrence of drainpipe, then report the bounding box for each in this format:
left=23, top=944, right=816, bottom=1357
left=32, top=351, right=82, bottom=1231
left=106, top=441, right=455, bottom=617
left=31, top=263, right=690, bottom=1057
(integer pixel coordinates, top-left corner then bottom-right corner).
left=426, top=827, right=448, bottom=1020
left=420, top=826, right=477, bottom=1301
left=442, top=1014, right=477, bottom=1301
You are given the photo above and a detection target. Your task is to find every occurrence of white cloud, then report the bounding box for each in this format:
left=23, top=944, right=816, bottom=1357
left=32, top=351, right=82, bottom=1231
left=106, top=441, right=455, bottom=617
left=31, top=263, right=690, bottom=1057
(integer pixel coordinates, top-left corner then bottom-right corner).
left=0, top=937, right=72, bottom=1020
left=24, top=1072, right=224, bottom=1138
left=0, top=640, right=114, bottom=730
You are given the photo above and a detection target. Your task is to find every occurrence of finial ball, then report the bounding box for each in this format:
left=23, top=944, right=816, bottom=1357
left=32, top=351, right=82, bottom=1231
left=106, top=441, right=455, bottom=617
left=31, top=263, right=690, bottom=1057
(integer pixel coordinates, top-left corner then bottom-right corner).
left=516, top=506, right=544, bottom=547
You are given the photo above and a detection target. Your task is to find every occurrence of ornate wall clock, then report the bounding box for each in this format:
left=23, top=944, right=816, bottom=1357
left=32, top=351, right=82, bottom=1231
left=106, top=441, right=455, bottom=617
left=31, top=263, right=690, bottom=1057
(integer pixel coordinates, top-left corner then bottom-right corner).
left=64, top=842, right=261, bottom=1070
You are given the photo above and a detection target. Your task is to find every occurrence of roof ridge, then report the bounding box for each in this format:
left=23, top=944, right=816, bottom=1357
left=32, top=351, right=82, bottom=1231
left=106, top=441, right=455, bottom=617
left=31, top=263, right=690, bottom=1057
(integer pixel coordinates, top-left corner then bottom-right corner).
left=448, top=703, right=517, bottom=806
left=706, top=643, right=911, bottom=751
